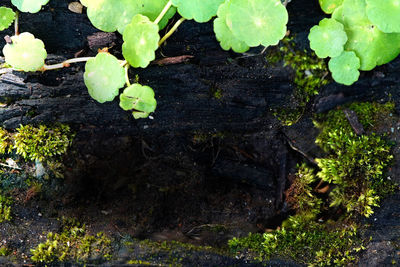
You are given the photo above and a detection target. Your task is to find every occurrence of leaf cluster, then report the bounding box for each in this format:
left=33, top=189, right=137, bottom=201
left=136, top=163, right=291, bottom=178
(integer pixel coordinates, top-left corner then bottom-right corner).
left=1, top=0, right=291, bottom=119
left=309, top=0, right=400, bottom=85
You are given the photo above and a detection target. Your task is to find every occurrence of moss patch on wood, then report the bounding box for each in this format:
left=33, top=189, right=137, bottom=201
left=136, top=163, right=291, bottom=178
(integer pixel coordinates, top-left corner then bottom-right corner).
left=229, top=102, right=397, bottom=266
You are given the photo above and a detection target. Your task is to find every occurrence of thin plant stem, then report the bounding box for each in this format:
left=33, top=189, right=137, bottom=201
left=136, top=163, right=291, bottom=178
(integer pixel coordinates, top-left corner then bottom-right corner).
left=125, top=65, right=131, bottom=86
left=42, top=57, right=93, bottom=71
left=120, top=60, right=128, bottom=67
left=14, top=11, right=19, bottom=35
left=154, top=0, right=172, bottom=25
left=159, top=17, right=186, bottom=47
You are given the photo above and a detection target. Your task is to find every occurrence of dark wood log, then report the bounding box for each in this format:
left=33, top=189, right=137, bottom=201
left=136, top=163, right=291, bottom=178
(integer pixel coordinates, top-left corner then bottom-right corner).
left=1, top=1, right=400, bottom=265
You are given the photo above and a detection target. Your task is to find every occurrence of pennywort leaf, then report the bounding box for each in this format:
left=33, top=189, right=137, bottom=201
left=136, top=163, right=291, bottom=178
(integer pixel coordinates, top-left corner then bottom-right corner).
left=119, top=84, right=157, bottom=119
left=85, top=0, right=175, bottom=34
left=213, top=1, right=249, bottom=53
left=122, top=14, right=160, bottom=68
left=11, top=0, right=50, bottom=13
left=328, top=51, right=360, bottom=85
left=171, top=0, right=224, bottom=23
left=3, top=32, right=47, bottom=72
left=226, top=0, right=288, bottom=47
left=136, top=0, right=177, bottom=30
left=84, top=52, right=125, bottom=103
left=0, top=7, right=16, bottom=31
left=308, top=18, right=347, bottom=58
left=333, top=0, right=400, bottom=70
left=366, top=0, right=400, bottom=33
left=318, top=0, right=344, bottom=14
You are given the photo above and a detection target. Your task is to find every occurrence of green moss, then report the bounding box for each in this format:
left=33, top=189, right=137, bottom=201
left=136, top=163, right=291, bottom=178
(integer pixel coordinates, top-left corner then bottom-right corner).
left=30, top=218, right=112, bottom=264
left=127, top=259, right=154, bottom=265
left=13, top=124, right=74, bottom=161
left=210, top=87, right=223, bottom=100
left=285, top=163, right=322, bottom=215
left=229, top=102, right=397, bottom=266
left=314, top=101, right=395, bottom=146
left=229, top=215, right=363, bottom=266
left=123, top=238, right=229, bottom=266
left=0, top=128, right=11, bottom=155
left=0, top=194, right=12, bottom=223
left=267, top=37, right=329, bottom=126
left=0, top=124, right=75, bottom=162
left=314, top=102, right=395, bottom=217
left=0, top=245, right=10, bottom=256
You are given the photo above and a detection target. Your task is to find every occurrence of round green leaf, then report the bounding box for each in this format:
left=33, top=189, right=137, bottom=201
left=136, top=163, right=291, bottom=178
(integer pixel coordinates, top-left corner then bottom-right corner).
left=119, top=83, right=157, bottom=119
left=11, top=0, right=49, bottom=13
left=136, top=0, right=177, bottom=31
left=333, top=0, right=400, bottom=70
left=366, top=0, right=400, bottom=33
left=0, top=7, right=16, bottom=31
left=3, top=32, right=47, bottom=72
left=85, top=0, right=175, bottom=34
left=319, top=0, right=344, bottom=14
left=84, top=52, right=126, bottom=103
left=328, top=51, right=360, bottom=85
left=85, top=0, right=130, bottom=32
left=213, top=1, right=249, bottom=53
left=308, top=18, right=347, bottom=58
left=226, top=0, right=288, bottom=47
left=172, top=0, right=224, bottom=22
left=122, top=14, right=160, bottom=68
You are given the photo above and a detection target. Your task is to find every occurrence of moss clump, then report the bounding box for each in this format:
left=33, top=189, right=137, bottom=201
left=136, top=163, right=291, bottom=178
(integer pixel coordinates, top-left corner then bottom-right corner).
left=285, top=164, right=322, bottom=215
left=0, top=245, right=10, bottom=256
left=13, top=124, right=74, bottom=161
left=229, top=214, right=363, bottom=266
left=267, top=36, right=329, bottom=126
left=123, top=238, right=229, bottom=266
left=229, top=102, right=397, bottom=266
left=0, top=128, right=11, bottom=154
left=0, top=194, right=12, bottom=223
left=314, top=102, right=395, bottom=217
left=30, top=218, right=112, bottom=264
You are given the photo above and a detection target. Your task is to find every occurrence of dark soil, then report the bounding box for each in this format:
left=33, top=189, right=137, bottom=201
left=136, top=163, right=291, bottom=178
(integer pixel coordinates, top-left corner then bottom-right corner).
left=0, top=0, right=400, bottom=266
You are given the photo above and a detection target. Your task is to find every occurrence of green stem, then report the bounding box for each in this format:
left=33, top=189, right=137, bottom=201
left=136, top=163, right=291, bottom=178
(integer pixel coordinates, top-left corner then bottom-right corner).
left=42, top=57, right=93, bottom=71
left=153, top=0, right=172, bottom=25
left=159, top=17, right=186, bottom=47
left=125, top=65, right=131, bottom=86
